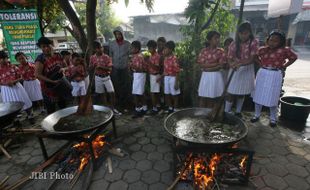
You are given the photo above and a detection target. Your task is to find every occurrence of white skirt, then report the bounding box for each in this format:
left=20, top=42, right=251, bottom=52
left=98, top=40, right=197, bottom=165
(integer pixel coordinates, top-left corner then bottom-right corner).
left=198, top=71, right=224, bottom=98
left=23, top=79, right=43, bottom=101
left=252, top=68, right=283, bottom=107
left=0, top=82, right=32, bottom=110
left=227, top=64, right=255, bottom=95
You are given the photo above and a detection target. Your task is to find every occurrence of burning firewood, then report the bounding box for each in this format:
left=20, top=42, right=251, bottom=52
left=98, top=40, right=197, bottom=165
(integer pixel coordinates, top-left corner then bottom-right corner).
left=167, top=153, right=193, bottom=190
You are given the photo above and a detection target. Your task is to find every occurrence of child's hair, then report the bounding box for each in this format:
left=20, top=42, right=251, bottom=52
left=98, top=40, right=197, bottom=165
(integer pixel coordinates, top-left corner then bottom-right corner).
left=165, top=41, right=176, bottom=51
left=72, top=52, right=81, bottom=59
left=15, top=52, right=27, bottom=60
left=235, top=21, right=254, bottom=58
left=157, top=37, right=166, bottom=43
left=205, top=31, right=220, bottom=47
left=267, top=30, right=286, bottom=48
left=60, top=50, right=71, bottom=57
left=75, top=57, right=85, bottom=65
left=93, top=41, right=102, bottom=49
left=0, top=51, right=8, bottom=59
left=131, top=41, right=141, bottom=51
left=224, top=37, right=234, bottom=47
left=147, top=40, right=157, bottom=49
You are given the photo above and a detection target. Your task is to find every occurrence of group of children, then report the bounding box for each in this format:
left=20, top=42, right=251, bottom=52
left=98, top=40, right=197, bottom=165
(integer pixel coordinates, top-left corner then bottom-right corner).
left=0, top=21, right=298, bottom=127
left=197, top=22, right=297, bottom=127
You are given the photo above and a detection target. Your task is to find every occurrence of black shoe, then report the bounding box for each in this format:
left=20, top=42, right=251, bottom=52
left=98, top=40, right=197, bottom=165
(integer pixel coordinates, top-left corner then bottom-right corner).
left=234, top=112, right=243, bottom=118
left=270, top=122, right=277, bottom=128
left=168, top=109, right=174, bottom=114
left=250, top=117, right=260, bottom=123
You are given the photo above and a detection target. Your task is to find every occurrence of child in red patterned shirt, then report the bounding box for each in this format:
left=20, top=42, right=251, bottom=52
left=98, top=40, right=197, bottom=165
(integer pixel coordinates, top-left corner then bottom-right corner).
left=129, top=41, right=148, bottom=118
left=68, top=57, right=86, bottom=104
left=16, top=52, right=44, bottom=114
left=251, top=31, right=297, bottom=127
left=0, top=51, right=34, bottom=123
left=159, top=41, right=181, bottom=114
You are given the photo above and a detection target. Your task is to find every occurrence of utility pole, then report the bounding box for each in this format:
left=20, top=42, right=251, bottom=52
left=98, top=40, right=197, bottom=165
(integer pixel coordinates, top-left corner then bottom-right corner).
left=238, top=0, right=245, bottom=26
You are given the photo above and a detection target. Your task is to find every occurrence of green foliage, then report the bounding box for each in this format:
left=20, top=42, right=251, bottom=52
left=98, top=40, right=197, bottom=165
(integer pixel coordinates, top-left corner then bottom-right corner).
left=97, top=1, right=121, bottom=41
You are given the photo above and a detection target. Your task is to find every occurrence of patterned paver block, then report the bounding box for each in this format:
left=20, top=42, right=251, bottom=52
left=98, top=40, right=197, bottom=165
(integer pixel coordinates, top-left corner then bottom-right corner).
left=123, top=169, right=141, bottom=183
left=108, top=180, right=128, bottom=190
left=284, top=174, right=310, bottom=190
left=141, top=170, right=160, bottom=184
left=263, top=174, right=288, bottom=190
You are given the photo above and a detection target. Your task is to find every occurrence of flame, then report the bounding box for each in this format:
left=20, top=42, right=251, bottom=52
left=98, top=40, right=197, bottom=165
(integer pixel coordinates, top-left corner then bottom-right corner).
left=239, top=156, right=247, bottom=170
left=73, top=135, right=106, bottom=171
left=192, top=154, right=221, bottom=188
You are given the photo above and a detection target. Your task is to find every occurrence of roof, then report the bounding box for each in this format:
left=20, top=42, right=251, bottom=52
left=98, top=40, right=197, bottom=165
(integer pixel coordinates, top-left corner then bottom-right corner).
left=131, top=13, right=189, bottom=25
left=293, top=9, right=310, bottom=24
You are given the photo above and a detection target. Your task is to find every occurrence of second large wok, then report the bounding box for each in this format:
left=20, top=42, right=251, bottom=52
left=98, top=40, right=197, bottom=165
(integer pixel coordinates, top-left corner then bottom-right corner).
left=164, top=108, right=248, bottom=147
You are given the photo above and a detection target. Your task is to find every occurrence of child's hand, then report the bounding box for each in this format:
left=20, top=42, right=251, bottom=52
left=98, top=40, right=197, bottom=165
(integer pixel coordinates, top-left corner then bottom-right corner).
left=7, top=81, right=15, bottom=86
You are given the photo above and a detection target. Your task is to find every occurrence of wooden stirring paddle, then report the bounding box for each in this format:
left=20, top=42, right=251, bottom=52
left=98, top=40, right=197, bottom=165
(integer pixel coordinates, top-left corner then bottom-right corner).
left=207, top=69, right=235, bottom=122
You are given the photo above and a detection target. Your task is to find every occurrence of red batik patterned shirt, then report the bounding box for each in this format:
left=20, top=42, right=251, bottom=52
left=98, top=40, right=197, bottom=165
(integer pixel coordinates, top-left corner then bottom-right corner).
left=197, top=47, right=226, bottom=70
left=0, top=62, right=21, bottom=85
left=67, top=64, right=86, bottom=81
left=19, top=62, right=36, bottom=81
left=130, top=53, right=147, bottom=72
left=148, top=52, right=161, bottom=74
left=164, top=54, right=180, bottom=76
left=35, top=53, right=65, bottom=99
left=257, top=47, right=297, bottom=69
left=228, top=39, right=259, bottom=63
left=90, top=53, right=112, bottom=76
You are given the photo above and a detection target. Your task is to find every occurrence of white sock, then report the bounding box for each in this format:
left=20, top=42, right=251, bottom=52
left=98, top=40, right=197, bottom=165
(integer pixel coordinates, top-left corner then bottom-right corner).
left=254, top=103, right=262, bottom=118
left=142, top=105, right=148, bottom=111
left=225, top=101, right=233, bottom=113
left=169, top=106, right=173, bottom=110
left=135, top=107, right=141, bottom=112
left=152, top=107, right=158, bottom=111
left=236, top=97, right=245, bottom=113
left=270, top=106, right=278, bottom=123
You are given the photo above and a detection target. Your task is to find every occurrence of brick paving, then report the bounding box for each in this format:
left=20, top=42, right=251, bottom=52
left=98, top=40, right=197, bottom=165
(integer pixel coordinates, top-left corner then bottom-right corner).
left=0, top=110, right=310, bottom=190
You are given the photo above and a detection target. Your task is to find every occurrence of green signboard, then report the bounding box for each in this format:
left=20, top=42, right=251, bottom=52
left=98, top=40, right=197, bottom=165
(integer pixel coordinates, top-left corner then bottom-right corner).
left=0, top=9, right=42, bottom=63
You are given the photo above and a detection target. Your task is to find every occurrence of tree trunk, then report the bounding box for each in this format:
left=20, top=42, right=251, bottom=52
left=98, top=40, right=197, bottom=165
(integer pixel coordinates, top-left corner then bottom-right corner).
left=57, top=0, right=88, bottom=52
left=86, top=0, right=98, bottom=58
left=37, top=0, right=44, bottom=36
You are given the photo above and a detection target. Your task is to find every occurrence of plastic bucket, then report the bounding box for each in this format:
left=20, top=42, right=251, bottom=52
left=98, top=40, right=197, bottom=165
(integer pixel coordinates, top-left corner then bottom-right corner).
left=280, top=96, right=310, bottom=122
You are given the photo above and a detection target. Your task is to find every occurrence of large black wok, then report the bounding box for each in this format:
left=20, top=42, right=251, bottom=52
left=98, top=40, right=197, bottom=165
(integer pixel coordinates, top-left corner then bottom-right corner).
left=164, top=108, right=248, bottom=147
left=41, top=105, right=113, bottom=135
left=0, top=102, right=24, bottom=127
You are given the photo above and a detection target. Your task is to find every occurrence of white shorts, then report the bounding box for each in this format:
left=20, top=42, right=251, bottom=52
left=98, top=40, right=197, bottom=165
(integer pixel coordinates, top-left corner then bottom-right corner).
left=71, top=81, right=86, bottom=97
left=198, top=71, right=224, bottom=98
left=95, top=75, right=115, bottom=93
left=132, top=73, right=146, bottom=95
left=164, top=76, right=180, bottom=95
left=84, top=75, right=90, bottom=91
left=150, top=74, right=161, bottom=93
left=23, top=79, right=43, bottom=101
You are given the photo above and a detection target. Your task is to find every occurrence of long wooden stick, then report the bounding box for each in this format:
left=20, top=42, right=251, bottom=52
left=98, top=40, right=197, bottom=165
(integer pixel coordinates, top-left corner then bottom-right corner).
left=5, top=143, right=68, bottom=190
left=0, top=176, right=9, bottom=189
left=0, top=145, right=12, bottom=159
left=167, top=154, right=193, bottom=190
left=208, top=70, right=235, bottom=122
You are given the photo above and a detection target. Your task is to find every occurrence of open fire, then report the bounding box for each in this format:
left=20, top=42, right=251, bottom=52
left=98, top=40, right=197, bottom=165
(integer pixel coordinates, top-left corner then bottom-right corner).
left=178, top=152, right=249, bottom=189
left=72, top=135, right=106, bottom=171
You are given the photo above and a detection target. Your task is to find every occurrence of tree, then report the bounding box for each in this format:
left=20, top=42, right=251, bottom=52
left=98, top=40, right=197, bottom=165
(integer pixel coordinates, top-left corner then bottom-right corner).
left=175, top=0, right=236, bottom=106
